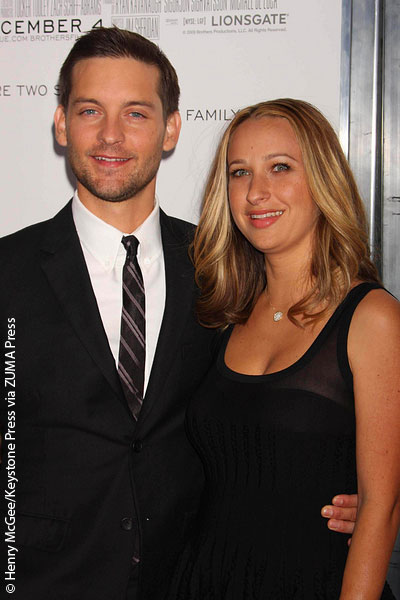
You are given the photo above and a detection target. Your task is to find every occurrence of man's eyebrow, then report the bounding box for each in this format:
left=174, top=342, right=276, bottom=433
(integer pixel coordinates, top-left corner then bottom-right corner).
left=71, top=98, right=156, bottom=109
left=72, top=98, right=101, bottom=106
left=124, top=100, right=156, bottom=109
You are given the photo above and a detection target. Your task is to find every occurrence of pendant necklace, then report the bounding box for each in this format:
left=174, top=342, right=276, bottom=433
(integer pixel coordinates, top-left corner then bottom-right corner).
left=264, top=290, right=285, bottom=322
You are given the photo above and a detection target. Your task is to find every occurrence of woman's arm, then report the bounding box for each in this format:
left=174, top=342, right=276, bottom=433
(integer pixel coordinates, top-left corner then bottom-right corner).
left=340, top=288, right=400, bottom=599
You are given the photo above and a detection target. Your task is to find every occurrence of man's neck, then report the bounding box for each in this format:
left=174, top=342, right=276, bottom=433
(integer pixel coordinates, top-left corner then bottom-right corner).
left=77, top=186, right=155, bottom=233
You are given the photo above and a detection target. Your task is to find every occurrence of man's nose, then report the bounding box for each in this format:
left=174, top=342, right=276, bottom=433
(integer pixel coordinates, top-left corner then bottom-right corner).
left=98, top=115, right=125, bottom=145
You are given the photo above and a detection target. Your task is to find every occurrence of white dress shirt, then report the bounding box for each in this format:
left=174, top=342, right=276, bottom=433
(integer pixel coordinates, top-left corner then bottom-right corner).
left=72, top=192, right=166, bottom=394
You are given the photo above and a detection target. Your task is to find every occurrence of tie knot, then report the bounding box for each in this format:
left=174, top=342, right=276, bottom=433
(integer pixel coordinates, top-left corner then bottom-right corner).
left=122, top=235, right=139, bottom=260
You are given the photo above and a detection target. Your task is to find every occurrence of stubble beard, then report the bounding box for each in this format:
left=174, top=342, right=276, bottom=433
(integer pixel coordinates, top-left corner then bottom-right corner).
left=68, top=146, right=163, bottom=203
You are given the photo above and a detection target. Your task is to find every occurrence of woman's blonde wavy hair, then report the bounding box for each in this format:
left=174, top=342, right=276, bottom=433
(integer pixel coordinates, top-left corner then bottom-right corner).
left=193, top=98, right=381, bottom=328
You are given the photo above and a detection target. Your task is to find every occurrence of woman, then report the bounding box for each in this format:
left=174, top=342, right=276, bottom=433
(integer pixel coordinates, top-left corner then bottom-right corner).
left=168, top=99, right=400, bottom=598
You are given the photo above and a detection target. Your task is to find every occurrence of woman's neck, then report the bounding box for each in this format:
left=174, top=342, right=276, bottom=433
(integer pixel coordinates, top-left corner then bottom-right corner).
left=263, top=251, right=312, bottom=308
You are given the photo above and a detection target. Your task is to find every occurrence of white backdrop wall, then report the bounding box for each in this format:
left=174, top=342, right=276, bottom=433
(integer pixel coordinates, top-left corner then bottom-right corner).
left=0, top=0, right=342, bottom=235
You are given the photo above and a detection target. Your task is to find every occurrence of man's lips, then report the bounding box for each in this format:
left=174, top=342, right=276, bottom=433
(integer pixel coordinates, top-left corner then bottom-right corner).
left=91, top=155, right=132, bottom=165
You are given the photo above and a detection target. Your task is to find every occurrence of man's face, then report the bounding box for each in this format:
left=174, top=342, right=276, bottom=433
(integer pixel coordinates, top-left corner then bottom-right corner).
left=54, top=56, right=180, bottom=211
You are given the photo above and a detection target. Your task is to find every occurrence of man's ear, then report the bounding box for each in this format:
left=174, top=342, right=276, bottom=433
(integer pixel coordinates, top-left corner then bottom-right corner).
left=54, top=105, right=68, bottom=147
left=163, top=111, right=181, bottom=152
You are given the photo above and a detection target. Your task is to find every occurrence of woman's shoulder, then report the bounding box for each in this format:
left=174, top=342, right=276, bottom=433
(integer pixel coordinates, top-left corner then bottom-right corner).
left=352, top=285, right=399, bottom=325
left=348, top=284, right=400, bottom=358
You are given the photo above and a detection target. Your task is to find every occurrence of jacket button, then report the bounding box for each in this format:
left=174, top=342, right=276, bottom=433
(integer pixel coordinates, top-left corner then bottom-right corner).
left=120, top=517, right=133, bottom=531
left=132, top=440, right=143, bottom=453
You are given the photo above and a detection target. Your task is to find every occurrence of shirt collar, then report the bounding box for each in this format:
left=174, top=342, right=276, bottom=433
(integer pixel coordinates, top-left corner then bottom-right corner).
left=72, top=192, right=162, bottom=271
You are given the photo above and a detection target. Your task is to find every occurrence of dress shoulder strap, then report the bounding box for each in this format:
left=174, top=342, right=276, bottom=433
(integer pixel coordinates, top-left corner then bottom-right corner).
left=337, top=282, right=383, bottom=391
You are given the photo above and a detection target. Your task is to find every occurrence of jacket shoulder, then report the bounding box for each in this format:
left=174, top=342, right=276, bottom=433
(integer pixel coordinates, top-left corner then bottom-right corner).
left=159, top=212, right=197, bottom=258
left=0, top=219, right=50, bottom=260
left=0, top=203, right=73, bottom=266
left=165, top=214, right=196, bottom=233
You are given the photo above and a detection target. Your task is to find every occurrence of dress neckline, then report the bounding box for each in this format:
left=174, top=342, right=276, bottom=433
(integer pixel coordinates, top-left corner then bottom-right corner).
left=218, top=282, right=379, bottom=383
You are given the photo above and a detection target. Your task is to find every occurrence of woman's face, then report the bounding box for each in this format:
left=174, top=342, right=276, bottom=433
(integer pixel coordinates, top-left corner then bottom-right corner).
left=227, top=116, right=319, bottom=259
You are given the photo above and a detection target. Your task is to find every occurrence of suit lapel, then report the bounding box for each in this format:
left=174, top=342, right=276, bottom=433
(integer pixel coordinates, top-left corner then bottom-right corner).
left=40, top=202, right=125, bottom=404
left=138, top=210, right=195, bottom=425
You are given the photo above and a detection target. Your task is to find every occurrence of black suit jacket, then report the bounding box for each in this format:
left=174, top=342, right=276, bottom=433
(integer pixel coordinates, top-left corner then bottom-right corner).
left=0, top=202, right=217, bottom=599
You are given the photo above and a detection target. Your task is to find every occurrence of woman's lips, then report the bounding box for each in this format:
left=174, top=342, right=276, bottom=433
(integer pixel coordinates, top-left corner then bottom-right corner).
left=250, top=210, right=283, bottom=219
left=248, top=210, right=284, bottom=228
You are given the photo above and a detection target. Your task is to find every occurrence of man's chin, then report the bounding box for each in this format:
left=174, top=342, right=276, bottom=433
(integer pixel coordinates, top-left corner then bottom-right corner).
left=96, top=194, right=134, bottom=203
left=78, top=182, right=143, bottom=204
left=73, top=168, right=155, bottom=204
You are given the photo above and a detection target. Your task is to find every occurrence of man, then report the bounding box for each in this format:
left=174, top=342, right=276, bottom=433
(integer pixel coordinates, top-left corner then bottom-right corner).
left=0, top=27, right=357, bottom=599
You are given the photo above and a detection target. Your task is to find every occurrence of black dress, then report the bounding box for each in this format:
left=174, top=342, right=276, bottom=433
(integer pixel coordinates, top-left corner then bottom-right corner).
left=167, top=283, right=395, bottom=599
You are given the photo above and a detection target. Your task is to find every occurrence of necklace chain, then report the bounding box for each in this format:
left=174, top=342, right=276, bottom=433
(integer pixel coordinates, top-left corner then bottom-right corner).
left=264, top=288, right=284, bottom=322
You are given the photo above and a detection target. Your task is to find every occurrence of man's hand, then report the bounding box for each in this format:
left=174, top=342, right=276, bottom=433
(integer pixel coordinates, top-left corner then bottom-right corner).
left=321, top=494, right=358, bottom=543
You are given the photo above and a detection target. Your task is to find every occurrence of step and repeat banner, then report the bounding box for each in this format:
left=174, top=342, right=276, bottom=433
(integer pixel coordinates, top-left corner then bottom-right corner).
left=0, top=0, right=342, bottom=234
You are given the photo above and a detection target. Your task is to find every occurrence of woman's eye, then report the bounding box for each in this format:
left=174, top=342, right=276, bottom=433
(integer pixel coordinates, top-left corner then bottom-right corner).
left=272, top=163, right=289, bottom=172
left=230, top=169, right=250, bottom=178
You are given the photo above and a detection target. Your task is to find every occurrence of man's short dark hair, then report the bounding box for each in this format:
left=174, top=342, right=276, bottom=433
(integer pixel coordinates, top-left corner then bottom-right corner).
left=58, top=26, right=180, bottom=119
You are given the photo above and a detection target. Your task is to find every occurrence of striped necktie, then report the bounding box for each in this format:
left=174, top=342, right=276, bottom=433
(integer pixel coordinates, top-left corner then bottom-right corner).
left=118, top=235, right=145, bottom=420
